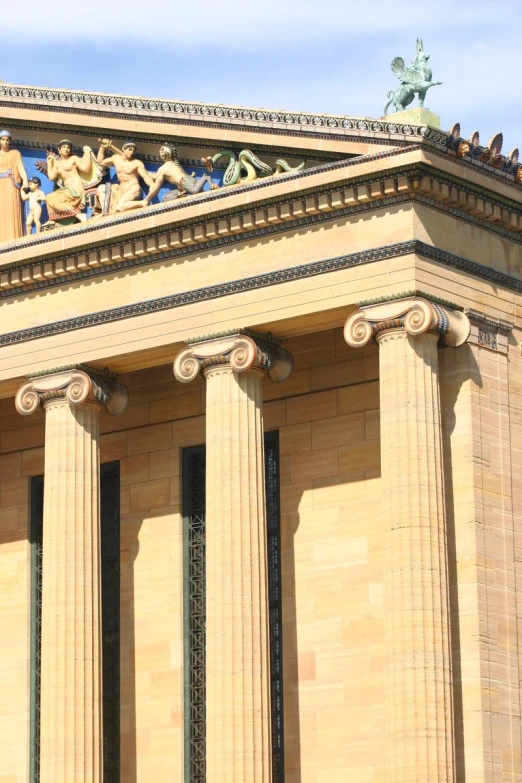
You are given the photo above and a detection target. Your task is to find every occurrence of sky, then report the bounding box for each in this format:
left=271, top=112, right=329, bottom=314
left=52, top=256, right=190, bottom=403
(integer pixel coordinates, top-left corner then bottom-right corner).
left=2, top=0, right=522, bottom=154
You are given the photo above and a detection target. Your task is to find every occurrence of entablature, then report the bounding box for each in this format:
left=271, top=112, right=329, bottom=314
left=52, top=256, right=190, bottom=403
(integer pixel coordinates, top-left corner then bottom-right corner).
left=1, top=146, right=522, bottom=298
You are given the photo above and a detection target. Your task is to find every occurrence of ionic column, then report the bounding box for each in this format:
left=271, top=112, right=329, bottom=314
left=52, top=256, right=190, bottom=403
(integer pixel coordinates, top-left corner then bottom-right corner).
left=16, top=366, right=128, bottom=783
left=174, top=331, right=292, bottom=783
left=344, top=298, right=470, bottom=783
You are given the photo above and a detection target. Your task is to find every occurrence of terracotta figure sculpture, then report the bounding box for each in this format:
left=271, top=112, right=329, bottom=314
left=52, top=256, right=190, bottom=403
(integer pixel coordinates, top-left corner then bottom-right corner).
left=21, top=177, right=46, bottom=235
left=96, top=139, right=155, bottom=213
left=0, top=130, right=28, bottom=243
left=45, top=140, right=102, bottom=224
left=142, top=143, right=218, bottom=206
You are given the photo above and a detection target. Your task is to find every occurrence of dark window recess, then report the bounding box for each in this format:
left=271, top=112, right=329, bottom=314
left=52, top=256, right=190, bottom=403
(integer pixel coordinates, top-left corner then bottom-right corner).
left=183, top=432, right=284, bottom=783
left=265, top=431, right=285, bottom=783
left=29, top=476, right=44, bottom=783
left=30, top=462, right=121, bottom=783
left=100, top=462, right=121, bottom=783
left=182, top=446, right=206, bottom=783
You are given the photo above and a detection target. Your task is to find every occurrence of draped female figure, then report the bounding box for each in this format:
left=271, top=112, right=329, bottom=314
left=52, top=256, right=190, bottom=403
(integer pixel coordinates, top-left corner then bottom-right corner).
left=0, top=130, right=28, bottom=243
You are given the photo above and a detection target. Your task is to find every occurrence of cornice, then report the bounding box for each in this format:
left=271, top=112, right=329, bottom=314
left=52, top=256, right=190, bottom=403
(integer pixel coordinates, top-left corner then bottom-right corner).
left=12, top=137, right=230, bottom=169
left=0, top=240, right=520, bottom=348
left=7, top=118, right=330, bottom=162
left=465, top=309, right=513, bottom=334
left=186, top=328, right=280, bottom=346
left=1, top=156, right=522, bottom=297
left=27, top=363, right=117, bottom=380
left=3, top=145, right=522, bottom=286
left=357, top=290, right=464, bottom=311
left=0, top=144, right=414, bottom=257
left=0, top=82, right=428, bottom=143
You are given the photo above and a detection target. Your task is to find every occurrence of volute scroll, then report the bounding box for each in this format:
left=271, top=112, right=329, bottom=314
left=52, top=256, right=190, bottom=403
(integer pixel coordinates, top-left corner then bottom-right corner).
left=173, top=332, right=293, bottom=384
left=15, top=366, right=129, bottom=417
left=344, top=296, right=470, bottom=349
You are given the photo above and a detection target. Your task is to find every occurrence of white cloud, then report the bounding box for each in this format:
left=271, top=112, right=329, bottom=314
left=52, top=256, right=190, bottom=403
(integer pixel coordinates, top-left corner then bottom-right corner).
left=7, top=0, right=519, bottom=47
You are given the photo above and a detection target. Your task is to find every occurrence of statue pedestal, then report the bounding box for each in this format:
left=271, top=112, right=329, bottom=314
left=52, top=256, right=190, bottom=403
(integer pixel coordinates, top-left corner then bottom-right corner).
left=381, top=107, right=440, bottom=129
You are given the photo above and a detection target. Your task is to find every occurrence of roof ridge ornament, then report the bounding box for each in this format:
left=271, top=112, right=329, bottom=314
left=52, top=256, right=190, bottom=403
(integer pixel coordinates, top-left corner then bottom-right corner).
left=384, top=38, right=441, bottom=115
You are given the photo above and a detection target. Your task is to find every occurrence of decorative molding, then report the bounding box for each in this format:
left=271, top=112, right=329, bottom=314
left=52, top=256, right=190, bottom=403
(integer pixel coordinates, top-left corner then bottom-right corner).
left=12, top=138, right=230, bottom=169
left=174, top=333, right=293, bottom=384
left=344, top=297, right=470, bottom=348
left=186, top=327, right=280, bottom=346
left=0, top=83, right=428, bottom=142
left=465, top=308, right=513, bottom=353
left=465, top=309, right=513, bottom=334
left=3, top=85, right=521, bottom=194
left=357, top=289, right=463, bottom=311
left=2, top=155, right=522, bottom=305
left=27, top=362, right=116, bottom=380
left=0, top=240, right=519, bottom=348
left=0, top=144, right=414, bottom=256
left=6, top=117, right=342, bottom=165
left=3, top=146, right=522, bottom=275
left=15, top=367, right=128, bottom=416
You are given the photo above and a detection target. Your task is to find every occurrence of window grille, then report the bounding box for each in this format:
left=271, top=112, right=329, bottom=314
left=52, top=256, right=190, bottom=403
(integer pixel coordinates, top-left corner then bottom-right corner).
left=182, top=447, right=207, bottom=783
left=182, top=432, right=284, bottom=783
left=29, top=476, right=44, bottom=783
left=30, top=462, right=121, bottom=782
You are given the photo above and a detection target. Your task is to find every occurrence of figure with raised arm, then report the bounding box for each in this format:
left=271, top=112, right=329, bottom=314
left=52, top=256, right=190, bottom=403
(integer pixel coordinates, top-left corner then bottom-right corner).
left=21, top=177, right=46, bottom=235
left=96, top=139, right=155, bottom=213
left=0, top=130, right=29, bottom=243
left=45, top=139, right=101, bottom=224
left=142, top=143, right=218, bottom=206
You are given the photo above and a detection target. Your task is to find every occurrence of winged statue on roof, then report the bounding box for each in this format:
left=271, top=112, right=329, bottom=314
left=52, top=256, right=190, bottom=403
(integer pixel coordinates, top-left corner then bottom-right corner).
left=384, top=39, right=442, bottom=115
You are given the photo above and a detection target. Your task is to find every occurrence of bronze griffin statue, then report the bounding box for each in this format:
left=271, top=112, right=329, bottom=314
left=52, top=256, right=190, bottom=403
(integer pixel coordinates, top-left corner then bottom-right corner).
left=384, top=39, right=441, bottom=115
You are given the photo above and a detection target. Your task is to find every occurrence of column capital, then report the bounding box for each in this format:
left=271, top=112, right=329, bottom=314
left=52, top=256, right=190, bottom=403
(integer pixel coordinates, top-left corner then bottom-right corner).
left=15, top=364, right=129, bottom=417
left=173, top=330, right=293, bottom=384
left=344, top=296, right=470, bottom=349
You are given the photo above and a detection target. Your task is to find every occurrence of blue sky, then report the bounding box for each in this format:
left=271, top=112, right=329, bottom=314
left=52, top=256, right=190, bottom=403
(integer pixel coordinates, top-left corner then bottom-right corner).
left=3, top=0, right=522, bottom=154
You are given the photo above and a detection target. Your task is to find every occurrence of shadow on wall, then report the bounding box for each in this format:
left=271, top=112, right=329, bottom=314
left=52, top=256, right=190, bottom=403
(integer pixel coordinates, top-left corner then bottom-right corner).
left=120, top=516, right=144, bottom=783
left=279, top=425, right=383, bottom=781
left=440, top=342, right=481, bottom=783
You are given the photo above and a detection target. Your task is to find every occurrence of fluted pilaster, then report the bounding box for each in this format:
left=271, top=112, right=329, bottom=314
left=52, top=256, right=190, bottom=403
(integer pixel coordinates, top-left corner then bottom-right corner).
left=345, top=297, right=469, bottom=783
left=174, top=331, right=292, bottom=783
left=16, top=366, right=128, bottom=783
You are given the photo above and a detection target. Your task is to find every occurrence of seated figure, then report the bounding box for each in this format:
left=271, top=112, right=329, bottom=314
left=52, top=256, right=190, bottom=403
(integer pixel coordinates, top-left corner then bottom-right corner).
left=142, top=143, right=218, bottom=205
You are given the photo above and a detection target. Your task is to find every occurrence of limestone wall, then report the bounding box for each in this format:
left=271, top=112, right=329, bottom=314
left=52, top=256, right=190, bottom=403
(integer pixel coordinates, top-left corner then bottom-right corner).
left=0, top=328, right=386, bottom=782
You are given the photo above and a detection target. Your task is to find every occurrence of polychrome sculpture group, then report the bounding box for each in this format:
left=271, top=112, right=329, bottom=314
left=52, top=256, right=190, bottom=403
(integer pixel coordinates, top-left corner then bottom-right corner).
left=0, top=130, right=304, bottom=243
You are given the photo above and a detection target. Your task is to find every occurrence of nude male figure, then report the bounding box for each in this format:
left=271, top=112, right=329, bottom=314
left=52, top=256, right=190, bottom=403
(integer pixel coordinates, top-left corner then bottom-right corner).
left=142, top=143, right=218, bottom=206
left=96, top=139, right=154, bottom=212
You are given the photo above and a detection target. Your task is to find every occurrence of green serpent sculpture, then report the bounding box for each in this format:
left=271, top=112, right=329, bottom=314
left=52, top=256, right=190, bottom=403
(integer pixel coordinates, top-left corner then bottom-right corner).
left=208, top=149, right=304, bottom=186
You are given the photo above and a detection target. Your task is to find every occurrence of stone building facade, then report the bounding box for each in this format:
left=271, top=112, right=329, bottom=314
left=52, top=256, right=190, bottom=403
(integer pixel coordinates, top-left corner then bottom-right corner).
left=0, top=83, right=521, bottom=783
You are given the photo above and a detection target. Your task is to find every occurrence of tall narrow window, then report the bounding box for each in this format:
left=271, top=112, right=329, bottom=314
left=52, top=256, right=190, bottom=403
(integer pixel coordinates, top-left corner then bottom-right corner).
left=264, top=431, right=285, bottom=783
left=182, top=446, right=206, bottom=783
left=29, top=461, right=121, bottom=782
left=100, top=461, right=121, bottom=782
left=182, top=432, right=284, bottom=783
left=29, top=476, right=44, bottom=783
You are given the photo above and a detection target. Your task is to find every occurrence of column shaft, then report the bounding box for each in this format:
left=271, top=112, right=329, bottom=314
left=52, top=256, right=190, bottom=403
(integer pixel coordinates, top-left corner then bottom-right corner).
left=379, top=330, right=454, bottom=783
left=39, top=400, right=102, bottom=783
left=205, top=367, right=271, bottom=783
